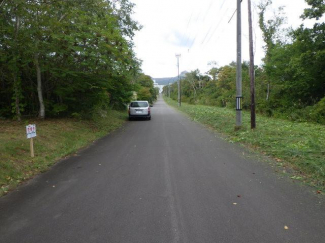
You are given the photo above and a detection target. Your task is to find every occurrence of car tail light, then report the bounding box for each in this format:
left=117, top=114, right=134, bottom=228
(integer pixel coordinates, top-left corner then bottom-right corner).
left=148, top=107, right=150, bottom=114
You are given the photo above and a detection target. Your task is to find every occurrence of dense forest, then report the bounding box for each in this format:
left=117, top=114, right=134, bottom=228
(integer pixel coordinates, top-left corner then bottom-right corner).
left=164, top=0, right=325, bottom=124
left=0, top=0, right=157, bottom=120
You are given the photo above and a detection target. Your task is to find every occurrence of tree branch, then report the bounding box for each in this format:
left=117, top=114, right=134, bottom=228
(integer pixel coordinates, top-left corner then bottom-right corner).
left=59, top=13, right=67, bottom=22
left=0, top=0, right=6, bottom=8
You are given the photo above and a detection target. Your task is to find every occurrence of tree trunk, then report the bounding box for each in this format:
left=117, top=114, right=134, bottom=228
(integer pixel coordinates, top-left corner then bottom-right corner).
left=13, top=75, right=21, bottom=121
left=192, top=82, right=197, bottom=98
left=266, top=83, right=270, bottom=101
left=13, top=11, right=21, bottom=121
left=190, top=79, right=197, bottom=99
left=34, top=53, right=45, bottom=119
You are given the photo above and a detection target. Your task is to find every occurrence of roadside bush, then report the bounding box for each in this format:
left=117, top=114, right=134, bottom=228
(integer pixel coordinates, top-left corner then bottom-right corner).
left=309, top=97, right=325, bottom=124
left=263, top=97, right=325, bottom=124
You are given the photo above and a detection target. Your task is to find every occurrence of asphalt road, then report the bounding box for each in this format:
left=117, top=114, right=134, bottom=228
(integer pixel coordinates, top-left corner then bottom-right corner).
left=0, top=96, right=324, bottom=243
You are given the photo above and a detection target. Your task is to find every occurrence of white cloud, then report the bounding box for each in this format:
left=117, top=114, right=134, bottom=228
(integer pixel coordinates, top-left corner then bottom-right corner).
left=131, top=0, right=314, bottom=78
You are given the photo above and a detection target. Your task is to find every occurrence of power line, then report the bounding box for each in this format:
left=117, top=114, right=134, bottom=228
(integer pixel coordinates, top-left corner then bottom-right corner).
left=203, top=7, right=231, bottom=46
left=200, top=0, right=224, bottom=46
left=229, top=0, right=243, bottom=23
left=201, top=0, right=215, bottom=23
left=189, top=0, right=230, bottom=50
left=228, top=9, right=237, bottom=23
left=184, top=0, right=217, bottom=49
left=181, top=11, right=194, bottom=47
left=219, top=0, right=227, bottom=10
left=184, top=0, right=237, bottom=71
left=183, top=4, right=204, bottom=48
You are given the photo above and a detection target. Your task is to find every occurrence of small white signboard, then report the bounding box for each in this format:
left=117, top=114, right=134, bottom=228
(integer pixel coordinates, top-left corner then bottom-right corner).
left=26, top=124, right=36, bottom=139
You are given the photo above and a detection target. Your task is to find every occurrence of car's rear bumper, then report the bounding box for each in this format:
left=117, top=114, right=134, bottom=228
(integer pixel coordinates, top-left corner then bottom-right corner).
left=129, top=114, right=151, bottom=120
left=129, top=114, right=151, bottom=118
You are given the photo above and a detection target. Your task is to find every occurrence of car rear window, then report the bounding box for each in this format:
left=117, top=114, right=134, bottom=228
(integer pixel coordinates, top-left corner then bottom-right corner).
left=130, top=101, right=148, bottom=107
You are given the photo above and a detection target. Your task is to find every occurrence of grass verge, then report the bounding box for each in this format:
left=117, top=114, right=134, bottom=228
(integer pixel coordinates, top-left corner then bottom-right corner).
left=165, top=97, right=325, bottom=190
left=0, top=110, right=127, bottom=196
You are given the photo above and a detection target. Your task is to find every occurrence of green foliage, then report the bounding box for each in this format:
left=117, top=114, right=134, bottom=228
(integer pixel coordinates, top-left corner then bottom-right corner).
left=166, top=62, right=255, bottom=111
left=134, top=74, right=157, bottom=104
left=253, top=1, right=325, bottom=123
left=309, top=97, right=325, bottom=124
left=165, top=97, right=325, bottom=188
left=166, top=45, right=324, bottom=125
left=0, top=0, right=141, bottom=119
left=137, top=87, right=152, bottom=101
left=165, top=2, right=325, bottom=126
left=301, top=0, right=325, bottom=20
left=207, top=66, right=219, bottom=81
left=0, top=112, right=127, bottom=196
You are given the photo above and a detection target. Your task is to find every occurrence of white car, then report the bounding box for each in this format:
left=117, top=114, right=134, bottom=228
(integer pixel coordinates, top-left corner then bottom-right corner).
left=128, top=101, right=151, bottom=120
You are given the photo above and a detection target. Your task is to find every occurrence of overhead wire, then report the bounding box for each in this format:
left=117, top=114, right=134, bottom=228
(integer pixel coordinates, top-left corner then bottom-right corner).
left=185, top=0, right=261, bottom=74
left=183, top=4, right=203, bottom=48
left=228, top=9, right=237, bottom=23
left=202, top=6, right=231, bottom=46
left=186, top=0, right=234, bottom=69
left=191, top=0, right=233, bottom=51
left=197, top=0, right=231, bottom=47
left=181, top=12, right=194, bottom=45
left=186, top=0, right=216, bottom=50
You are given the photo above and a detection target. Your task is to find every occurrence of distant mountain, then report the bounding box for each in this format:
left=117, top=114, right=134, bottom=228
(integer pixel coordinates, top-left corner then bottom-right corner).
left=154, top=71, right=188, bottom=86
left=153, top=77, right=177, bottom=86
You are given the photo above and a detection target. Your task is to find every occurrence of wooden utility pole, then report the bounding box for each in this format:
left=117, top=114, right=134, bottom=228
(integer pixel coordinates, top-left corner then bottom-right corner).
left=248, top=0, right=256, bottom=129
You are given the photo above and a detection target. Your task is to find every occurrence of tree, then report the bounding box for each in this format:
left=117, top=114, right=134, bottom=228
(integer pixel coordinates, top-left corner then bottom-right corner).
left=0, top=0, right=27, bottom=120
left=134, top=74, right=157, bottom=104
left=185, top=70, right=200, bottom=100
left=301, top=0, right=325, bottom=20
left=258, top=0, right=288, bottom=102
left=207, top=61, right=219, bottom=81
left=0, top=0, right=141, bottom=119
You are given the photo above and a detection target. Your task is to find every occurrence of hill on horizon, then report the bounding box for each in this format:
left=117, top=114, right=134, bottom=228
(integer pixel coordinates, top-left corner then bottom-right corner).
left=154, top=71, right=188, bottom=86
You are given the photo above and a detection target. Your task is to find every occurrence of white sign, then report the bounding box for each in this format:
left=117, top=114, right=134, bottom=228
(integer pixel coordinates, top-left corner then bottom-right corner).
left=26, top=124, right=36, bottom=139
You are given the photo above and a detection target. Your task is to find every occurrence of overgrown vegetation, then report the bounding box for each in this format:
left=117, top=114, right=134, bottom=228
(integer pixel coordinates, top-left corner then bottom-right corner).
left=0, top=0, right=157, bottom=196
left=163, top=0, right=325, bottom=124
left=0, top=110, right=127, bottom=196
left=134, top=74, right=159, bottom=104
left=0, top=0, right=143, bottom=120
left=165, top=97, right=325, bottom=189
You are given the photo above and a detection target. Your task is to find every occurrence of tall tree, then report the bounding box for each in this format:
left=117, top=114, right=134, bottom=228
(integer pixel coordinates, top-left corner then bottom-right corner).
left=258, top=0, right=286, bottom=101
left=134, top=74, right=157, bottom=104
left=0, top=0, right=141, bottom=119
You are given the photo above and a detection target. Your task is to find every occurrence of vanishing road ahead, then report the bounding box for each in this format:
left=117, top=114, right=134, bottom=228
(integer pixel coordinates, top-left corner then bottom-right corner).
left=0, top=96, right=324, bottom=243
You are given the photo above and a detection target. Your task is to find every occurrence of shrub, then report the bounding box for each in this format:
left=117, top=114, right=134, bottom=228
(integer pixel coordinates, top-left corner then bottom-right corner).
left=309, top=97, right=325, bottom=124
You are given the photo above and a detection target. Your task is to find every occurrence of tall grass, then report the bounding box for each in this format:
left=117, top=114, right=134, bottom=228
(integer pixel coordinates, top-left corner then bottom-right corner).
left=165, top=97, right=325, bottom=189
left=0, top=110, right=127, bottom=196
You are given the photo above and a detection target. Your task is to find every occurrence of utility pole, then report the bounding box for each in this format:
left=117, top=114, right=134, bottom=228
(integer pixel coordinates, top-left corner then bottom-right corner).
left=176, top=54, right=181, bottom=106
left=248, top=0, right=256, bottom=129
left=236, top=0, right=242, bottom=129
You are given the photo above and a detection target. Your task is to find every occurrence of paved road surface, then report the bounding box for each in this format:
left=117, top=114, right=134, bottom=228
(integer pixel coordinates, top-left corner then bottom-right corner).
left=0, top=96, right=324, bottom=243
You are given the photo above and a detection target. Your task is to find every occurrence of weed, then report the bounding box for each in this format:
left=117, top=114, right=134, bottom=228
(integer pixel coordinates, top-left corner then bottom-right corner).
left=0, top=110, right=127, bottom=196
left=165, top=97, right=325, bottom=189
